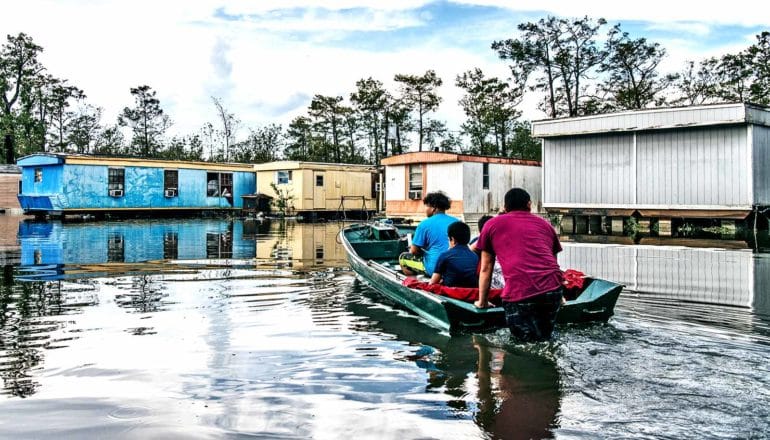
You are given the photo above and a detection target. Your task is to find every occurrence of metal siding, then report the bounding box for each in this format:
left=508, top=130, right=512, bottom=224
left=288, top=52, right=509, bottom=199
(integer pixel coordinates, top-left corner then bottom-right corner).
left=637, top=126, right=749, bottom=206
left=753, top=125, right=770, bottom=205
left=426, top=163, right=463, bottom=200
left=463, top=162, right=482, bottom=213
left=532, top=103, right=750, bottom=137
left=543, top=134, right=633, bottom=205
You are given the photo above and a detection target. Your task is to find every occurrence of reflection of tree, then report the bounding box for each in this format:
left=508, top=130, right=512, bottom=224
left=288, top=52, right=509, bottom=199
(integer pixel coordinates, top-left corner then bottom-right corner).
left=0, top=277, right=69, bottom=398
left=114, top=275, right=167, bottom=313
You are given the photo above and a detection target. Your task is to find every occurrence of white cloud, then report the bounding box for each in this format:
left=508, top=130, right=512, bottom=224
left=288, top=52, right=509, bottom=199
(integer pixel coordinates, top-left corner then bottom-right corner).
left=451, top=0, right=770, bottom=27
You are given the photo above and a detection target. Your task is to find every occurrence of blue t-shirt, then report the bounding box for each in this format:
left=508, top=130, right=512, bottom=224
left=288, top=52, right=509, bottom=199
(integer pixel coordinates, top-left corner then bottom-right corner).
left=412, top=212, right=459, bottom=275
left=434, top=245, right=479, bottom=288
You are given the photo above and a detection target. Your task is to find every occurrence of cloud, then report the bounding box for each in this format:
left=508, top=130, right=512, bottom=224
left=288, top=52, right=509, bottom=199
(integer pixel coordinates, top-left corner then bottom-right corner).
left=450, top=0, right=770, bottom=27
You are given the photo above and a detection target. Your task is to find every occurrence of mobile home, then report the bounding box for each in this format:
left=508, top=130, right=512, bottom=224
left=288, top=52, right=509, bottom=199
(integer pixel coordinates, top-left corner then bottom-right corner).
left=253, top=161, right=378, bottom=218
left=532, top=103, right=770, bottom=224
left=381, top=152, right=541, bottom=222
left=0, top=165, right=21, bottom=214
left=16, top=154, right=256, bottom=217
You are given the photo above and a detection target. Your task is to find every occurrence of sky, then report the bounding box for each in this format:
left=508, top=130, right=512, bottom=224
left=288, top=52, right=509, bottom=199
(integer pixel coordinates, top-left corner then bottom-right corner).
left=3, top=0, right=770, bottom=146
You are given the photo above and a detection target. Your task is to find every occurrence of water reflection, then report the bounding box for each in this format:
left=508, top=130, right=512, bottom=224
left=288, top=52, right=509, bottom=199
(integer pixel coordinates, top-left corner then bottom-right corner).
left=0, top=217, right=768, bottom=438
left=345, top=285, right=561, bottom=439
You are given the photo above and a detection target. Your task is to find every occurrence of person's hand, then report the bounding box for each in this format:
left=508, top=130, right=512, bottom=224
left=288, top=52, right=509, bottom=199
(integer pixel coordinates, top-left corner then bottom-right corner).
left=474, top=299, right=488, bottom=308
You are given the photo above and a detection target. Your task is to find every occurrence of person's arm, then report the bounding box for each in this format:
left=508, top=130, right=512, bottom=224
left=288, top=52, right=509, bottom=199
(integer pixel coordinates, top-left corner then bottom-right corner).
left=474, top=250, right=495, bottom=308
left=429, top=272, right=442, bottom=284
left=409, top=244, right=422, bottom=255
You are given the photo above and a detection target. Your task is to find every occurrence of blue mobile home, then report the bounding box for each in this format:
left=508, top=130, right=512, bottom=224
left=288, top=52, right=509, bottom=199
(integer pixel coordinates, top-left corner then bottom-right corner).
left=16, top=154, right=256, bottom=216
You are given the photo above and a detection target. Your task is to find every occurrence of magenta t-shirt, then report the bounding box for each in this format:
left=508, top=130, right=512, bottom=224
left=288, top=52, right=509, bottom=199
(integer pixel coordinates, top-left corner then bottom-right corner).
left=476, top=211, right=563, bottom=302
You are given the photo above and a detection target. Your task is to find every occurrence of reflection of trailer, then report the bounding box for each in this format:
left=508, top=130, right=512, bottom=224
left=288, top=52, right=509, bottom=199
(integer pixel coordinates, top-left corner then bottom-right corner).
left=559, top=242, right=769, bottom=309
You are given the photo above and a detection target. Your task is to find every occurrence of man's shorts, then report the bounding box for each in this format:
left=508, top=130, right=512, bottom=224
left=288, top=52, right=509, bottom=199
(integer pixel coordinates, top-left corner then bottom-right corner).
left=398, top=252, right=426, bottom=274
left=502, top=288, right=563, bottom=343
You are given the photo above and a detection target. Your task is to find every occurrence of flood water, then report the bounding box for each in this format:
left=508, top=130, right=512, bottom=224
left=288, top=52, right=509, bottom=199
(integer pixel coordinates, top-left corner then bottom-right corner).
left=0, top=216, right=768, bottom=439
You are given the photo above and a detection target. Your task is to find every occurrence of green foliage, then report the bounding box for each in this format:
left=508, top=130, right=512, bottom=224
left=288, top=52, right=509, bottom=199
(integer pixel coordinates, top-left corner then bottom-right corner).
left=118, top=85, right=170, bottom=158
left=394, top=70, right=443, bottom=151
left=269, top=182, right=294, bottom=217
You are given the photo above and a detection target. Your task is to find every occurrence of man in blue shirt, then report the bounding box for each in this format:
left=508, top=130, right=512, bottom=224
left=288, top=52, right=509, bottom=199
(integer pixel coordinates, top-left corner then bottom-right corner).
left=430, top=221, right=479, bottom=287
left=399, top=191, right=458, bottom=276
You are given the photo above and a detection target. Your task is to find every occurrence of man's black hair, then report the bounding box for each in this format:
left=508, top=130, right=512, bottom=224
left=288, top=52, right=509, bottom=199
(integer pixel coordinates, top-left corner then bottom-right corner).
left=423, top=191, right=451, bottom=211
left=448, top=221, right=471, bottom=245
left=477, top=215, right=494, bottom=233
left=504, top=188, right=531, bottom=212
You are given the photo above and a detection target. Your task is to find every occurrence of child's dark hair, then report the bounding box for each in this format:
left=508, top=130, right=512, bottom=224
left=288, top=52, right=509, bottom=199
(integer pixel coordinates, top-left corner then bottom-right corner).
left=422, top=191, right=451, bottom=211
left=448, top=221, right=471, bottom=245
left=477, top=215, right=494, bottom=234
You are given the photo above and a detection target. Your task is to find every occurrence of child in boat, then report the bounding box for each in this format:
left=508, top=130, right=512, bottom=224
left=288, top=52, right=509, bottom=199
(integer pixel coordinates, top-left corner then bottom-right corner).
left=430, top=222, right=479, bottom=288
left=470, top=215, right=505, bottom=289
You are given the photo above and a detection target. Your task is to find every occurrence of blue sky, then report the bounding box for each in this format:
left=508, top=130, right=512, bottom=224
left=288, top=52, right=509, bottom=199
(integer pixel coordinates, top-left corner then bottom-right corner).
left=3, top=0, right=769, bottom=145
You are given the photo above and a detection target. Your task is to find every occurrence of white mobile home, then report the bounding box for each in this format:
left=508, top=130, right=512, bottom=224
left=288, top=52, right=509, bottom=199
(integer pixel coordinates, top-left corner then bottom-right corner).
left=532, top=103, right=770, bottom=220
left=381, top=152, right=541, bottom=222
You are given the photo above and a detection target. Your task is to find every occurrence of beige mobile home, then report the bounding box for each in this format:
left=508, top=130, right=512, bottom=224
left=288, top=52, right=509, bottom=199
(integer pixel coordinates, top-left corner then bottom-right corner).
left=254, top=161, right=378, bottom=217
left=0, top=165, right=21, bottom=214
left=381, top=152, right=541, bottom=223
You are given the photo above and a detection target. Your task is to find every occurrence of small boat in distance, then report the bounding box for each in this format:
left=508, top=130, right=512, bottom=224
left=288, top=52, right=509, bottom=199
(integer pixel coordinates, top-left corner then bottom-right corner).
left=339, top=221, right=623, bottom=334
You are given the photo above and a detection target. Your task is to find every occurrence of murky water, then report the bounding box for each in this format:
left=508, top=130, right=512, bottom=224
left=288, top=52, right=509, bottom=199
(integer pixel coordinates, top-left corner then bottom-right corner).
left=0, top=216, right=768, bottom=439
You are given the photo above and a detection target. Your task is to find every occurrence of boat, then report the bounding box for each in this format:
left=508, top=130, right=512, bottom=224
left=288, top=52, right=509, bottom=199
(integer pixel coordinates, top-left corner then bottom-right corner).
left=339, top=221, right=623, bottom=334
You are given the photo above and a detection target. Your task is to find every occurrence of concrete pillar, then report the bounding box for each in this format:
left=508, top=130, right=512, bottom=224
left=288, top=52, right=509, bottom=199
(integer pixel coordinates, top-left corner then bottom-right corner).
left=575, top=216, right=589, bottom=235
left=611, top=217, right=624, bottom=235
left=637, top=218, right=651, bottom=234
left=721, top=220, right=737, bottom=237
left=560, top=216, right=575, bottom=234
left=588, top=216, right=602, bottom=235
left=658, top=218, right=672, bottom=237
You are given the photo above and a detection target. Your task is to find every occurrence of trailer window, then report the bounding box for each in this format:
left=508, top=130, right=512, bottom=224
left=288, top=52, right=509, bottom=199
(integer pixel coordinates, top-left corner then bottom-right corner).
left=164, top=170, right=178, bottom=196
left=482, top=163, right=489, bottom=190
left=34, top=168, right=42, bottom=182
left=276, top=170, right=292, bottom=184
left=108, top=168, right=125, bottom=196
left=408, top=164, right=423, bottom=200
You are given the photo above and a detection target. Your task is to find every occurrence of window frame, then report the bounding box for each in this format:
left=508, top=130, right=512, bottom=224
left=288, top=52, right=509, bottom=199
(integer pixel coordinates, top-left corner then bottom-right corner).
left=408, top=164, right=423, bottom=200
left=164, top=169, right=179, bottom=197
left=108, top=167, right=125, bottom=197
left=276, top=170, right=292, bottom=185
left=315, top=174, right=324, bottom=187
left=34, top=168, right=42, bottom=183
left=482, top=163, right=490, bottom=190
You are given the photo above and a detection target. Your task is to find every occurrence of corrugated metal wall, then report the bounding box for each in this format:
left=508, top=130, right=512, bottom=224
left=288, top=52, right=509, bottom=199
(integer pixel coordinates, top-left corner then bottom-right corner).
left=463, top=162, right=542, bottom=213
left=753, top=126, right=770, bottom=205
left=637, top=126, right=750, bottom=206
left=544, top=134, right=634, bottom=205
left=544, top=126, right=755, bottom=208
left=534, top=104, right=746, bottom=137
left=385, top=165, right=405, bottom=201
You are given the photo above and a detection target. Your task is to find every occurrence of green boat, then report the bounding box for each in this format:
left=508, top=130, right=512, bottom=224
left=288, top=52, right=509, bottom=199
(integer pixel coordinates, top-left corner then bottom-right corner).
left=339, top=221, right=623, bottom=334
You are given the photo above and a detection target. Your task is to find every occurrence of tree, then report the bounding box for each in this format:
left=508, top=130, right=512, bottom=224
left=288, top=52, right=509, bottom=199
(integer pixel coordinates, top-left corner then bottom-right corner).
left=385, top=97, right=413, bottom=155
left=599, top=26, right=677, bottom=110
left=456, top=68, right=523, bottom=156
left=493, top=16, right=607, bottom=118
left=284, top=116, right=313, bottom=160
left=308, top=95, right=345, bottom=162
left=508, top=122, right=541, bottom=161
left=747, top=31, right=770, bottom=105
left=93, top=124, right=126, bottom=155
left=394, top=70, right=442, bottom=151
left=118, top=85, right=170, bottom=157
left=68, top=104, right=103, bottom=153
left=211, top=96, right=240, bottom=161
left=0, top=33, right=44, bottom=162
left=350, top=77, right=388, bottom=163
left=232, top=124, right=283, bottom=164
left=46, top=79, right=85, bottom=151
left=674, top=60, right=718, bottom=106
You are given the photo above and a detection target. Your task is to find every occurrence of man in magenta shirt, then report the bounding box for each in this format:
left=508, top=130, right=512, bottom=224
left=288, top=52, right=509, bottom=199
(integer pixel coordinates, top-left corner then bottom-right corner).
left=474, top=188, right=564, bottom=342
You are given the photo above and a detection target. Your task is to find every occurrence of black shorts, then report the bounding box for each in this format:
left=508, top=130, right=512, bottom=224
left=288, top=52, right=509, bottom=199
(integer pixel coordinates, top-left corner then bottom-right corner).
left=502, top=288, right=563, bottom=342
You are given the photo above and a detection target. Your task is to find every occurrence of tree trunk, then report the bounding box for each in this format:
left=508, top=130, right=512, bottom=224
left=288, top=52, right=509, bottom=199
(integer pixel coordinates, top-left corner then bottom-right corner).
left=4, top=134, right=14, bottom=164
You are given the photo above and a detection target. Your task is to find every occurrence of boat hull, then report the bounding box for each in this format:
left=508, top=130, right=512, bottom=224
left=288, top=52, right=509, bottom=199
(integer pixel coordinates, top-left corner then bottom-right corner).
left=340, top=224, right=623, bottom=333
